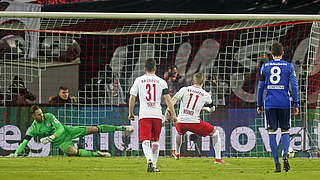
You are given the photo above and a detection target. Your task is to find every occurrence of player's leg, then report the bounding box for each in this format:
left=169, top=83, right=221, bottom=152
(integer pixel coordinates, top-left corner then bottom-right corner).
left=265, top=108, right=281, bottom=172
left=173, top=134, right=182, bottom=159
left=207, top=125, right=227, bottom=164
left=151, top=141, right=160, bottom=172
left=66, top=126, right=111, bottom=157
left=150, top=118, right=163, bottom=172
left=59, top=142, right=110, bottom=157
left=279, top=109, right=291, bottom=172
left=189, top=121, right=227, bottom=164
left=58, top=127, right=98, bottom=157
left=95, top=124, right=133, bottom=134
left=172, top=123, right=186, bottom=160
left=139, top=118, right=154, bottom=172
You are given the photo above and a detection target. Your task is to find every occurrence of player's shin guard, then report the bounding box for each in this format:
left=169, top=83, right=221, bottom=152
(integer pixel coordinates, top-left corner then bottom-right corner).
left=281, top=132, right=290, bottom=155
left=142, top=140, right=152, bottom=162
left=97, top=125, right=123, bottom=133
left=269, top=134, right=280, bottom=164
left=151, top=142, right=160, bottom=168
left=211, top=130, right=222, bottom=160
left=77, top=149, right=99, bottom=157
left=175, top=134, right=182, bottom=155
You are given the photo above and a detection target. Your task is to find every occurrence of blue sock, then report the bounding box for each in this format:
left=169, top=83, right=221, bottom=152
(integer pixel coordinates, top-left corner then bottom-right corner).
left=269, top=134, right=279, bottom=164
left=282, top=133, right=290, bottom=155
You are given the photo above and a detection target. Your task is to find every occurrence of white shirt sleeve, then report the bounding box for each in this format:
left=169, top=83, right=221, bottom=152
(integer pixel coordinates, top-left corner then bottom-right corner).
left=130, top=78, right=139, bottom=96
left=172, top=87, right=184, bottom=104
left=205, top=92, right=213, bottom=104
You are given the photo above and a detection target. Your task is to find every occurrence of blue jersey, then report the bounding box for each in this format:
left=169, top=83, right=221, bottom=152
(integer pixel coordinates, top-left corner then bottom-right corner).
left=257, top=59, right=299, bottom=109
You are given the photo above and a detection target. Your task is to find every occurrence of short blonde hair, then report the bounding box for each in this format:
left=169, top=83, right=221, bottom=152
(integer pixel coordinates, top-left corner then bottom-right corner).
left=193, top=72, right=204, bottom=85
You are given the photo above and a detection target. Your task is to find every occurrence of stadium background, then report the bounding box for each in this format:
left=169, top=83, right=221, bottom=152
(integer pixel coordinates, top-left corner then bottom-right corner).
left=0, top=0, right=319, bottom=158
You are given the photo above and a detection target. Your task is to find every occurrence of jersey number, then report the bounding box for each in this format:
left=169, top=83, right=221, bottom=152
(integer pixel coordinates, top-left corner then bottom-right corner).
left=270, top=66, right=281, bottom=84
left=186, top=93, right=199, bottom=110
left=146, top=84, right=156, bottom=101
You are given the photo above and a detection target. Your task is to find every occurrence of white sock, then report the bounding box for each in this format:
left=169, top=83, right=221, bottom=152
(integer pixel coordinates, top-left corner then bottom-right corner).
left=151, top=142, right=160, bottom=168
left=142, top=140, right=152, bottom=162
left=175, top=134, right=182, bottom=155
left=211, top=130, right=222, bottom=160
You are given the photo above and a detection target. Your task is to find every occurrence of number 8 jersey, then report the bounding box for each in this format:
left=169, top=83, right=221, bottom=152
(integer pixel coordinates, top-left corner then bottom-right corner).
left=172, top=85, right=212, bottom=123
left=130, top=74, right=169, bottom=119
left=257, top=59, right=299, bottom=109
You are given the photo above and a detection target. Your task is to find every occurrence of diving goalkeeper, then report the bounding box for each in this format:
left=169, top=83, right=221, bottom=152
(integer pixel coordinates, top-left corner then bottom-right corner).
left=9, top=105, right=133, bottom=157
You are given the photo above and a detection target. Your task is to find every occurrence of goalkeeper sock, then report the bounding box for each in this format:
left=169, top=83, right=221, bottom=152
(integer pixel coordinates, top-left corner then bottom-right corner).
left=269, top=134, right=280, bottom=164
left=175, top=134, right=182, bottom=155
left=151, top=142, right=160, bottom=168
left=211, top=130, right=222, bottom=159
left=281, top=133, right=290, bottom=155
left=98, top=125, right=123, bottom=133
left=78, top=149, right=99, bottom=157
left=142, top=140, right=152, bottom=163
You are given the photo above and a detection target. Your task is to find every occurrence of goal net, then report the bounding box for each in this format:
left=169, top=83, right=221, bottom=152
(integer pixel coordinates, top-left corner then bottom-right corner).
left=0, top=12, right=319, bottom=158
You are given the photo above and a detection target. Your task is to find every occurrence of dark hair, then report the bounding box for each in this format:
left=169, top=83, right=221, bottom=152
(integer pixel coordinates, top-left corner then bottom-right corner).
left=59, top=86, right=68, bottom=91
left=145, top=58, right=156, bottom=72
left=30, top=105, right=40, bottom=114
left=271, top=43, right=283, bottom=57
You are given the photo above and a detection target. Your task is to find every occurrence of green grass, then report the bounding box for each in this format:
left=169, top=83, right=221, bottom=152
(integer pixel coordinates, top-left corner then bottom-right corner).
left=1, top=157, right=319, bottom=180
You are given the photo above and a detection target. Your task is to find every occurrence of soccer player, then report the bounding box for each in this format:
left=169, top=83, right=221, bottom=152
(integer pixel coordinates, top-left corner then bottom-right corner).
left=9, top=105, right=133, bottom=157
left=165, top=72, right=228, bottom=164
left=257, top=42, right=299, bottom=172
left=128, top=58, right=177, bottom=173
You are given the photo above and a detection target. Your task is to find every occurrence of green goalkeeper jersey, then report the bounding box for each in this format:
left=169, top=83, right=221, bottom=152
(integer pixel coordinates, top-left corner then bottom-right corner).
left=26, top=113, right=66, bottom=140
left=15, top=113, right=67, bottom=155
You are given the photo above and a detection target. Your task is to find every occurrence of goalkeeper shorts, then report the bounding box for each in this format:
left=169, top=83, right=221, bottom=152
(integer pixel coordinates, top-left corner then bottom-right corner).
left=56, top=126, right=88, bottom=153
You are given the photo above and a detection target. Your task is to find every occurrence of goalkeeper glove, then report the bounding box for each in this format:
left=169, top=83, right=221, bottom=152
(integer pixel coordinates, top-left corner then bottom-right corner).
left=40, top=135, right=56, bottom=144
left=8, top=153, right=18, bottom=158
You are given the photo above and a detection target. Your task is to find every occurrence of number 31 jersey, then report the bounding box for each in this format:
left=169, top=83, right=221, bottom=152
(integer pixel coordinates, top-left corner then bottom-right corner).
left=173, top=85, right=212, bottom=123
left=257, top=59, right=299, bottom=109
left=130, top=74, right=169, bottom=119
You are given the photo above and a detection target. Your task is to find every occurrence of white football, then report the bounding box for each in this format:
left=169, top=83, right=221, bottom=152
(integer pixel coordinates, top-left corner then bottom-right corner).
left=281, top=147, right=295, bottom=158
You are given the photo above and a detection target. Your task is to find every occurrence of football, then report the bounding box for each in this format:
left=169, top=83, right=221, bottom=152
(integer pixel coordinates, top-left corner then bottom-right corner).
left=281, top=147, right=295, bottom=158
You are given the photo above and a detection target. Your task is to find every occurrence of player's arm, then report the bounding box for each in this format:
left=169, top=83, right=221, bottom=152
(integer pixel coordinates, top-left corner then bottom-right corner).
left=10, top=135, right=32, bottom=157
left=165, top=88, right=183, bottom=120
left=128, top=94, right=136, bottom=121
left=9, top=127, right=35, bottom=157
left=202, top=93, right=215, bottom=113
left=164, top=93, right=177, bottom=124
left=50, top=115, right=65, bottom=138
left=128, top=79, right=138, bottom=121
left=40, top=113, right=65, bottom=144
left=289, top=64, right=299, bottom=115
left=256, top=66, right=265, bottom=115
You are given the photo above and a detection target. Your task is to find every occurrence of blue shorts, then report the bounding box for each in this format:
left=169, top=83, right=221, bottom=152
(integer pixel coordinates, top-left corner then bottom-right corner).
left=265, top=108, right=290, bottom=131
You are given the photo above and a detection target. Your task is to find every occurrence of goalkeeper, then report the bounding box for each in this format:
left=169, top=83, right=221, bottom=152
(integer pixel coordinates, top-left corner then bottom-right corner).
left=9, top=105, right=133, bottom=157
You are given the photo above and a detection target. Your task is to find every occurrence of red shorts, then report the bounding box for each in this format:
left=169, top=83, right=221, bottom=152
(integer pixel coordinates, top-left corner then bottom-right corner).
left=175, top=120, right=214, bottom=137
left=139, top=118, right=162, bottom=142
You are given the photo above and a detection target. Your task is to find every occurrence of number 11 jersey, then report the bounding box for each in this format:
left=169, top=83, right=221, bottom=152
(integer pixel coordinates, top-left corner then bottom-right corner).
left=173, top=85, right=212, bottom=123
left=130, top=74, right=169, bottom=119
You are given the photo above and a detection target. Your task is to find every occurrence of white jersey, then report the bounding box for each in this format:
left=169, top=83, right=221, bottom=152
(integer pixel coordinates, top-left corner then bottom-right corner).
left=130, top=74, right=169, bottom=119
left=173, top=85, right=212, bottom=123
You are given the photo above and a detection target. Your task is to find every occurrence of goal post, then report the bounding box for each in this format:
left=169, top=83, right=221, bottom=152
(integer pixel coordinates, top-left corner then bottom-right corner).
left=0, top=12, right=319, bottom=157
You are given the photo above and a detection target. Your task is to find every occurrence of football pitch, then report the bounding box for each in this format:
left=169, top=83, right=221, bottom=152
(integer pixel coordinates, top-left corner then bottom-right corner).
left=1, top=157, right=319, bottom=180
